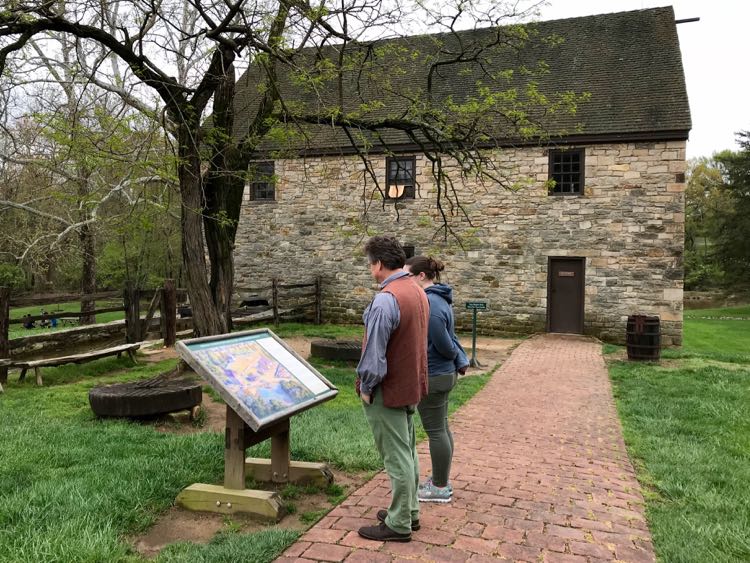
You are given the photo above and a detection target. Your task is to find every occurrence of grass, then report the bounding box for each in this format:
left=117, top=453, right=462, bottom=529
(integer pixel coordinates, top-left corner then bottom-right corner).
left=8, top=300, right=125, bottom=339
left=683, top=305, right=750, bottom=319
left=677, top=317, right=750, bottom=362
left=156, top=529, right=301, bottom=563
left=247, top=321, right=363, bottom=340
left=608, top=307, right=750, bottom=562
left=0, top=322, right=493, bottom=562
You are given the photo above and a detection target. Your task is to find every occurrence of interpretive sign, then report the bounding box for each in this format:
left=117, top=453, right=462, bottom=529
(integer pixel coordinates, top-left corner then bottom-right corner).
left=465, top=301, right=489, bottom=310
left=177, top=329, right=338, bottom=432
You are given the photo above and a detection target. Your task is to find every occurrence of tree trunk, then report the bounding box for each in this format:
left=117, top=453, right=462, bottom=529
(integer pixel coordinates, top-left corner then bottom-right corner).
left=204, top=203, right=239, bottom=332
left=204, top=161, right=242, bottom=333
left=178, top=122, right=227, bottom=337
left=79, top=221, right=97, bottom=325
left=204, top=61, right=243, bottom=332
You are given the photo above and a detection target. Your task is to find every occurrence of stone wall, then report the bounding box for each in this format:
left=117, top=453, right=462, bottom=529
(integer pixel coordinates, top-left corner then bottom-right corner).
left=235, top=141, right=686, bottom=345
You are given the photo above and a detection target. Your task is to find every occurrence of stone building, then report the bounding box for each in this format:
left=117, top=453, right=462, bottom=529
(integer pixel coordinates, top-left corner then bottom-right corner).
left=232, top=7, right=691, bottom=344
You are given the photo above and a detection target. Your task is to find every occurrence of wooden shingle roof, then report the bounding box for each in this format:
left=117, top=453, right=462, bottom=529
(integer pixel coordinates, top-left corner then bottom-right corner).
left=231, top=6, right=691, bottom=154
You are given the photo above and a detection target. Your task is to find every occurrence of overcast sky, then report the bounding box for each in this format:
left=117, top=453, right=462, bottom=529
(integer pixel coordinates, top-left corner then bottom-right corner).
left=537, top=1, right=749, bottom=159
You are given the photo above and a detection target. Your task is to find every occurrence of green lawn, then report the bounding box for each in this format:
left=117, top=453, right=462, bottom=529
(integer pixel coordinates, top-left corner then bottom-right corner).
left=683, top=305, right=750, bottom=319
left=263, top=321, right=363, bottom=340
left=9, top=300, right=126, bottom=339
left=608, top=308, right=750, bottom=562
left=0, top=323, right=491, bottom=562
left=659, top=309, right=750, bottom=365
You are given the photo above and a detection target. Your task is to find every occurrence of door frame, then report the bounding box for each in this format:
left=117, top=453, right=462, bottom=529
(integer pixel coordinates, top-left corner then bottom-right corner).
left=546, top=256, right=586, bottom=334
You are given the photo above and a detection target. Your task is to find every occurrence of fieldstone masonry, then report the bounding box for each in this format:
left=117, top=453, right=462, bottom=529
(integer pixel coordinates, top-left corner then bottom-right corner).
left=235, top=140, right=685, bottom=345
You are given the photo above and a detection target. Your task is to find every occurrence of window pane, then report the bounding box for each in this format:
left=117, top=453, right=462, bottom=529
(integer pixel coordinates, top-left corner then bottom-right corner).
left=249, top=161, right=275, bottom=201
left=549, top=150, right=583, bottom=195
left=386, top=157, right=416, bottom=200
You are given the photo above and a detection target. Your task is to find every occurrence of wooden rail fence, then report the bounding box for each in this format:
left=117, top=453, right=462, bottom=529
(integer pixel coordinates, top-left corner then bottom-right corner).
left=0, top=276, right=322, bottom=385
left=236, top=276, right=322, bottom=326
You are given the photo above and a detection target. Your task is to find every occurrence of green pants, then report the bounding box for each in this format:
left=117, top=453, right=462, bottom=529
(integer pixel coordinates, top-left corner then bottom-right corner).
left=417, top=372, right=457, bottom=487
left=362, top=389, right=419, bottom=534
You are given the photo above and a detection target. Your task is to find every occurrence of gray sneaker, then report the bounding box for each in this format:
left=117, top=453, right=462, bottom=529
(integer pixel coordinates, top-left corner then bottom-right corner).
left=419, top=477, right=453, bottom=495
left=418, top=481, right=452, bottom=503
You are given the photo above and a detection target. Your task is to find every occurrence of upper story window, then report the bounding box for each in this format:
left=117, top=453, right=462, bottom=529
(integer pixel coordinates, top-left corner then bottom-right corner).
left=386, top=156, right=416, bottom=200
left=548, top=148, right=584, bottom=196
left=248, top=161, right=275, bottom=201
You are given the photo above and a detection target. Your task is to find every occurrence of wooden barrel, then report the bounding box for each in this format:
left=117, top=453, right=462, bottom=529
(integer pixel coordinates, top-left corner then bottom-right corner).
left=626, top=315, right=661, bottom=360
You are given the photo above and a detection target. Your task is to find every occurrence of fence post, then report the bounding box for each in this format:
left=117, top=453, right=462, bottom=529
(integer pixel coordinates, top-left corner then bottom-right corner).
left=141, top=289, right=162, bottom=339
left=161, top=279, right=177, bottom=347
left=123, top=282, right=141, bottom=343
left=272, top=278, right=279, bottom=326
left=0, top=287, right=9, bottom=385
left=314, top=276, right=322, bottom=325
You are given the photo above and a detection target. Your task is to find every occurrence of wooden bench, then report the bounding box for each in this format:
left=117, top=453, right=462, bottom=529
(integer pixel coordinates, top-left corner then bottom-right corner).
left=9, top=343, right=140, bottom=387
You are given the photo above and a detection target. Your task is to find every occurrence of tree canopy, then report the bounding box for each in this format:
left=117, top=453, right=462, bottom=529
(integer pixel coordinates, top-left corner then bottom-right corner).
left=685, top=131, right=750, bottom=290
left=1, top=0, right=587, bottom=335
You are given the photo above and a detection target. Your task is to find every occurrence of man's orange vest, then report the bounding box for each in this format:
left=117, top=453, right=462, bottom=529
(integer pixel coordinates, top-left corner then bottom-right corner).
left=361, top=275, right=429, bottom=408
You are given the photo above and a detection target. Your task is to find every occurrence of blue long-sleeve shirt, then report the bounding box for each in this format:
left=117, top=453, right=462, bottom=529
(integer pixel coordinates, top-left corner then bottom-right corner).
left=356, top=271, right=408, bottom=395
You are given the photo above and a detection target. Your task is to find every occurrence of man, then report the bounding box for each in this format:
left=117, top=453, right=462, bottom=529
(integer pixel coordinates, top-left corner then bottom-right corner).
left=356, top=235, right=430, bottom=542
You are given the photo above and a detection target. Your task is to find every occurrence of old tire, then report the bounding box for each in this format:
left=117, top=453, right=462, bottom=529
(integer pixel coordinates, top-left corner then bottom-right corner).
left=89, top=377, right=202, bottom=418
left=310, top=339, right=362, bottom=362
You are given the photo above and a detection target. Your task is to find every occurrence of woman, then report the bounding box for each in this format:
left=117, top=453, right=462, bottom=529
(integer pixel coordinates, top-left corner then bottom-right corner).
left=404, top=255, right=469, bottom=503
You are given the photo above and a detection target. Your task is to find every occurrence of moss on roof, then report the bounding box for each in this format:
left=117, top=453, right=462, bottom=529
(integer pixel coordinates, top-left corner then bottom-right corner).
left=230, top=6, right=690, bottom=154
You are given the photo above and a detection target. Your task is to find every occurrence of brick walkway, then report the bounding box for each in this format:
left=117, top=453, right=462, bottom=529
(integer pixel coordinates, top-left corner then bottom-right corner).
left=277, top=335, right=655, bottom=562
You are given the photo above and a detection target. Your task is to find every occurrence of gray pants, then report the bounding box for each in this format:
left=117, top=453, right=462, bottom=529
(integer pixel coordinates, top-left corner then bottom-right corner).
left=417, top=372, right=457, bottom=488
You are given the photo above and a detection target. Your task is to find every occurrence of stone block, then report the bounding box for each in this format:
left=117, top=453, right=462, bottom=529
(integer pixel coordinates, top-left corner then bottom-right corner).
left=658, top=310, right=682, bottom=322
left=663, top=288, right=683, bottom=302
left=669, top=160, right=687, bottom=173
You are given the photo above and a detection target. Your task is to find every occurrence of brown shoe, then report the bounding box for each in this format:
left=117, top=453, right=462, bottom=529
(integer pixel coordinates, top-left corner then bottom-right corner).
left=358, top=521, right=411, bottom=542
left=377, top=509, right=420, bottom=531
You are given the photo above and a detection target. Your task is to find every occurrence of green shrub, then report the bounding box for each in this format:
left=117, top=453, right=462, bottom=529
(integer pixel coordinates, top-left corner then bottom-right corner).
left=684, top=258, right=724, bottom=290
left=0, top=263, right=27, bottom=290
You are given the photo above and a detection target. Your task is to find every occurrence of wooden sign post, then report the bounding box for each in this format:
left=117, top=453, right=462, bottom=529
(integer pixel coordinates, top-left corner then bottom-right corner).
left=175, top=329, right=337, bottom=521
left=465, top=301, right=489, bottom=368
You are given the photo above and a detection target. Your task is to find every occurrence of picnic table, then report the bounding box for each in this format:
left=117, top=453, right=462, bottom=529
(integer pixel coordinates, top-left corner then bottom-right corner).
left=6, top=343, right=140, bottom=387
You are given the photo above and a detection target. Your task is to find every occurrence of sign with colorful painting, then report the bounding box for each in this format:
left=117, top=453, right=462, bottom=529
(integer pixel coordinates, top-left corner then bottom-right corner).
left=176, top=329, right=338, bottom=431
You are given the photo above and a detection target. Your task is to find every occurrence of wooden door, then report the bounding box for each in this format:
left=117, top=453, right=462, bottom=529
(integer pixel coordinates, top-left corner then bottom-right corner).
left=547, top=258, right=585, bottom=334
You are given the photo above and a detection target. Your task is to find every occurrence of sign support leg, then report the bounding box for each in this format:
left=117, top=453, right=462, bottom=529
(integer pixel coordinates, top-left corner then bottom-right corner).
left=245, top=419, right=333, bottom=486
left=224, top=405, right=247, bottom=489
left=470, top=308, right=483, bottom=368
left=271, top=427, right=290, bottom=483
left=176, top=406, right=284, bottom=520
